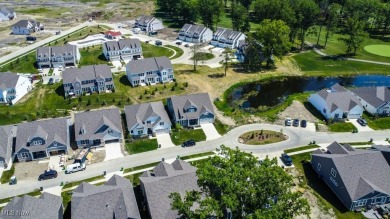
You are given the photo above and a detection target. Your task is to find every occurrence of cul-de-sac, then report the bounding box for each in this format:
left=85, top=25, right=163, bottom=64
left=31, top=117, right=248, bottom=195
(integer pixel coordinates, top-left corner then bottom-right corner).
left=0, top=0, right=390, bottom=219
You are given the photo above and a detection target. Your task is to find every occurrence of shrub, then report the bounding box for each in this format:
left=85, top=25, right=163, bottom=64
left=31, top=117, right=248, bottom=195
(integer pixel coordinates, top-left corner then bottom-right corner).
left=183, top=82, right=188, bottom=87
left=171, top=86, right=175, bottom=91
left=87, top=99, right=91, bottom=106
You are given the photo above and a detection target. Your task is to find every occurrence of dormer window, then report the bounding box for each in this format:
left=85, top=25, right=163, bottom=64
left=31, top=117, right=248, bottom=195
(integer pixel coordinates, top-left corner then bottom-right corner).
left=33, top=140, right=42, bottom=145
left=80, top=129, right=85, bottom=134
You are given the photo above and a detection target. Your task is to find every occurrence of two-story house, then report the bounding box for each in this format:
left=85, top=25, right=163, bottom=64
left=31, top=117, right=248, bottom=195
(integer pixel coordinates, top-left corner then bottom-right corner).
left=134, top=15, right=164, bottom=33
left=167, top=93, right=215, bottom=127
left=350, top=86, right=390, bottom=116
left=103, top=38, right=142, bottom=61
left=62, top=64, right=114, bottom=98
left=14, top=118, right=71, bottom=161
left=36, top=45, right=80, bottom=68
left=126, top=56, right=174, bottom=87
left=211, top=28, right=246, bottom=49
left=12, top=19, right=43, bottom=35
left=74, top=108, right=123, bottom=148
left=0, top=72, right=32, bottom=105
left=0, top=7, right=16, bottom=21
left=0, top=125, right=15, bottom=170
left=124, top=101, right=172, bottom=137
left=178, top=24, right=213, bottom=43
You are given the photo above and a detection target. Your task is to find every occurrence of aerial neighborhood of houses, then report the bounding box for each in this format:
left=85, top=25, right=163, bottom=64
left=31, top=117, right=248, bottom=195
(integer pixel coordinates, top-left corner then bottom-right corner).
left=1, top=2, right=390, bottom=219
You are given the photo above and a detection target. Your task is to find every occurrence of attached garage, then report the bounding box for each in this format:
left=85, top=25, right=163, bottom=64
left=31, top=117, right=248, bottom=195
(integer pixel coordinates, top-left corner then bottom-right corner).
left=105, top=139, right=120, bottom=144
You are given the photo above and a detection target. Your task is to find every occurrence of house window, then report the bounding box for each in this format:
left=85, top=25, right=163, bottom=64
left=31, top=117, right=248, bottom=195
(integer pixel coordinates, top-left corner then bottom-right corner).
left=20, top=152, right=30, bottom=158
left=355, top=200, right=367, bottom=207
left=108, top=129, right=113, bottom=134
left=146, top=121, right=151, bottom=124
left=160, top=122, right=164, bottom=125
left=323, top=108, right=326, bottom=113
left=317, top=163, right=321, bottom=171
left=33, top=140, right=42, bottom=145
left=53, top=142, right=57, bottom=147
left=331, top=168, right=337, bottom=177
left=137, top=130, right=143, bottom=135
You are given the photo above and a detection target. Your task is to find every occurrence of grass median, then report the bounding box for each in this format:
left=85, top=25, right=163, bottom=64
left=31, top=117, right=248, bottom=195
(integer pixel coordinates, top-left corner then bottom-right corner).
left=125, top=138, right=158, bottom=155
left=62, top=175, right=105, bottom=189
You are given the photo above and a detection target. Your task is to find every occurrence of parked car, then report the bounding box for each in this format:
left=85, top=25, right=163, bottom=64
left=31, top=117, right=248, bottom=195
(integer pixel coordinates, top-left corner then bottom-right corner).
left=182, top=140, right=196, bottom=147
left=300, top=120, right=307, bottom=128
left=26, top=36, right=36, bottom=41
left=281, top=153, right=292, bottom=166
left=155, top=40, right=162, bottom=46
left=38, top=170, right=58, bottom=181
left=38, top=69, right=43, bottom=73
left=184, top=44, right=190, bottom=47
left=66, top=163, right=86, bottom=174
left=285, top=118, right=292, bottom=126
left=293, top=119, right=300, bottom=127
left=357, top=118, right=368, bottom=126
left=48, top=78, right=54, bottom=85
left=176, top=41, right=182, bottom=45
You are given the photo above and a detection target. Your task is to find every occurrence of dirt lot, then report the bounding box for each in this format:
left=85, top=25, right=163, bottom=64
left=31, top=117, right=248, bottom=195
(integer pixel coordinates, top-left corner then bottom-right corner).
left=277, top=101, right=319, bottom=124
left=14, top=161, right=48, bottom=181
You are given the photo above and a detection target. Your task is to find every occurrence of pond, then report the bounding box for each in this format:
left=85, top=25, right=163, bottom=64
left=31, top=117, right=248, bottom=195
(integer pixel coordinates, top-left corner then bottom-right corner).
left=228, top=75, right=390, bottom=109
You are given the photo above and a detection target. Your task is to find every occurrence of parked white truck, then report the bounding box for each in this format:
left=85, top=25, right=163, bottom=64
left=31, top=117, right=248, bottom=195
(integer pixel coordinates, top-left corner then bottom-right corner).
left=65, top=162, right=86, bottom=174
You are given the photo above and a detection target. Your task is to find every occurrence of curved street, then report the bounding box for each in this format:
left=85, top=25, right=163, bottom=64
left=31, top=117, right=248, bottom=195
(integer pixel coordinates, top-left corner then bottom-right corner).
left=0, top=123, right=389, bottom=199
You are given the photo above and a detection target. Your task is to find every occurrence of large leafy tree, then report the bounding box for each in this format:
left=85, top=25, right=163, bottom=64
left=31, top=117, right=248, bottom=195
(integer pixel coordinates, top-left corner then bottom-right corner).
left=252, top=0, right=295, bottom=27
left=170, top=146, right=310, bottom=218
left=231, top=2, right=250, bottom=32
left=177, top=0, right=198, bottom=24
left=338, top=17, right=367, bottom=56
left=197, top=0, right=223, bottom=30
left=324, top=3, right=341, bottom=47
left=156, top=0, right=179, bottom=15
left=256, top=19, right=292, bottom=67
left=242, top=36, right=264, bottom=72
left=292, top=0, right=320, bottom=49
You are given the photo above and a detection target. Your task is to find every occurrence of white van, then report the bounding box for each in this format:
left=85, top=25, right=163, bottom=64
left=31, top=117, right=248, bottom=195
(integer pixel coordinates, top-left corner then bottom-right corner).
left=66, top=163, right=86, bottom=174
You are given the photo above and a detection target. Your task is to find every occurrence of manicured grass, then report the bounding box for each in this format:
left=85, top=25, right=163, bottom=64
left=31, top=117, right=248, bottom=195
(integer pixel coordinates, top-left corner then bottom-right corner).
left=363, top=116, right=390, bottom=130
left=142, top=43, right=174, bottom=58
left=62, top=175, right=105, bottom=189
left=125, top=138, right=158, bottom=154
left=364, top=45, right=390, bottom=57
left=79, top=46, right=108, bottom=66
left=239, top=130, right=286, bottom=145
left=189, top=157, right=211, bottom=168
left=61, top=191, right=72, bottom=208
left=0, top=165, right=15, bottom=184
left=123, top=162, right=160, bottom=174
left=328, top=122, right=355, bottom=132
left=284, top=145, right=320, bottom=154
left=164, top=45, right=184, bottom=59
left=0, top=190, right=41, bottom=204
left=191, top=52, right=215, bottom=61
left=290, top=152, right=366, bottom=219
left=292, top=51, right=390, bottom=76
left=180, top=152, right=215, bottom=160
left=214, top=119, right=230, bottom=135
left=124, top=172, right=144, bottom=186
left=171, top=128, right=206, bottom=145
left=340, top=142, right=372, bottom=146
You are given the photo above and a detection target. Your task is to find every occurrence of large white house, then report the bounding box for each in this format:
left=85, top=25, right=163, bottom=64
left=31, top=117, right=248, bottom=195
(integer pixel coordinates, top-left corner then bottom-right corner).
left=12, top=19, right=43, bottom=35
left=0, top=7, right=16, bottom=21
left=211, top=28, right=246, bottom=49
left=178, top=24, right=213, bottom=43
left=309, top=84, right=363, bottom=119
left=350, top=86, right=390, bottom=116
left=0, top=72, right=32, bottom=105
left=135, top=15, right=164, bottom=33
left=36, top=45, right=80, bottom=68
left=126, top=56, right=174, bottom=87
left=103, top=39, right=142, bottom=61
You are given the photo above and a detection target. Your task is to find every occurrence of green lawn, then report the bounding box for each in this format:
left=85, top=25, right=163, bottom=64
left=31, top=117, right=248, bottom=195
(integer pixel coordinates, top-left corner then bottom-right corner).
left=0, top=165, right=15, bottom=184
left=364, top=45, right=390, bottom=57
left=284, top=145, right=320, bottom=154
left=164, top=45, right=184, bottom=59
left=125, top=138, right=158, bottom=154
left=62, top=175, right=105, bottom=189
left=191, top=52, right=215, bottom=61
left=124, top=172, right=144, bottom=186
left=292, top=51, right=390, bottom=76
left=328, top=122, right=355, bottom=132
left=214, top=119, right=230, bottom=135
left=79, top=46, right=108, bottom=66
left=123, top=162, right=160, bottom=174
left=171, top=128, right=206, bottom=145
left=363, top=115, right=390, bottom=130
left=180, top=152, right=215, bottom=160
left=142, top=43, right=174, bottom=58
left=61, top=191, right=72, bottom=208
left=340, top=142, right=372, bottom=146
left=290, top=152, right=366, bottom=219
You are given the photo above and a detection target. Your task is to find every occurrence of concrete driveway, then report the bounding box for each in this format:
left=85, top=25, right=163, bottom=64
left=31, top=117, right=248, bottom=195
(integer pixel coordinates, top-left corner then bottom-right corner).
left=104, top=142, right=124, bottom=161
left=201, top=123, right=221, bottom=140
left=349, top=119, right=374, bottom=132
left=111, top=60, right=122, bottom=68
left=156, top=132, right=176, bottom=148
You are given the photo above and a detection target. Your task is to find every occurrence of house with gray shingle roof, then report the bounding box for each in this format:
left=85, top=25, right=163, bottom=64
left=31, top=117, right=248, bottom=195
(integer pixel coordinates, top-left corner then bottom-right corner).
left=103, top=38, right=142, bottom=61
left=14, top=118, right=71, bottom=162
left=311, top=142, right=390, bottom=211
left=125, top=56, right=174, bottom=86
left=1, top=192, right=63, bottom=219
left=139, top=159, right=199, bottom=219
left=12, top=19, right=43, bottom=35
left=74, top=108, right=123, bottom=148
left=0, top=125, right=15, bottom=169
left=0, top=72, right=32, bottom=105
left=350, top=86, right=390, bottom=116
left=167, top=93, right=215, bottom=127
left=308, top=83, right=363, bottom=119
left=36, top=45, right=80, bottom=69
left=71, top=175, right=140, bottom=219
left=178, top=24, right=213, bottom=43
left=211, top=27, right=246, bottom=49
left=135, top=15, right=164, bottom=33
left=62, top=64, right=114, bottom=98
left=0, top=7, right=16, bottom=21
left=372, top=145, right=390, bottom=166
left=124, top=101, right=171, bottom=137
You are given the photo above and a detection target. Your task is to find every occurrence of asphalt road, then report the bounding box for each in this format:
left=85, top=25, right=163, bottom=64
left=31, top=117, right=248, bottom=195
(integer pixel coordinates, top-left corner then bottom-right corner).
left=0, top=123, right=389, bottom=199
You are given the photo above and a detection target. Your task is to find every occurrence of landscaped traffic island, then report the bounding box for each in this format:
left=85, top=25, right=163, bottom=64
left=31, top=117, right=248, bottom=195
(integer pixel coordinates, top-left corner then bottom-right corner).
left=238, top=130, right=287, bottom=145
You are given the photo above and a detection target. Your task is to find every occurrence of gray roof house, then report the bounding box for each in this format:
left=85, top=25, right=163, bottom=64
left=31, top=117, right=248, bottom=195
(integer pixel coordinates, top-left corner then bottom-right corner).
left=308, top=83, right=363, bottom=119
left=0, top=192, right=63, bottom=219
left=211, top=27, right=246, bottom=49
left=0, top=72, right=32, bottom=105
left=36, top=45, right=80, bottom=68
left=14, top=118, right=71, bottom=162
left=125, top=56, right=174, bottom=87
left=103, top=39, right=142, bottom=61
left=135, top=15, right=164, bottom=33
left=74, top=107, right=123, bottom=148
left=62, top=64, right=114, bottom=98
left=71, top=175, right=140, bottom=219
left=372, top=145, right=390, bottom=166
left=350, top=86, right=390, bottom=116
left=12, top=19, right=43, bottom=35
left=139, top=159, right=199, bottom=219
left=124, top=101, right=172, bottom=137
left=0, top=7, right=16, bottom=21
left=311, top=142, right=390, bottom=211
left=0, top=125, right=15, bottom=169
left=167, top=93, right=215, bottom=127
left=178, top=24, right=213, bottom=43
